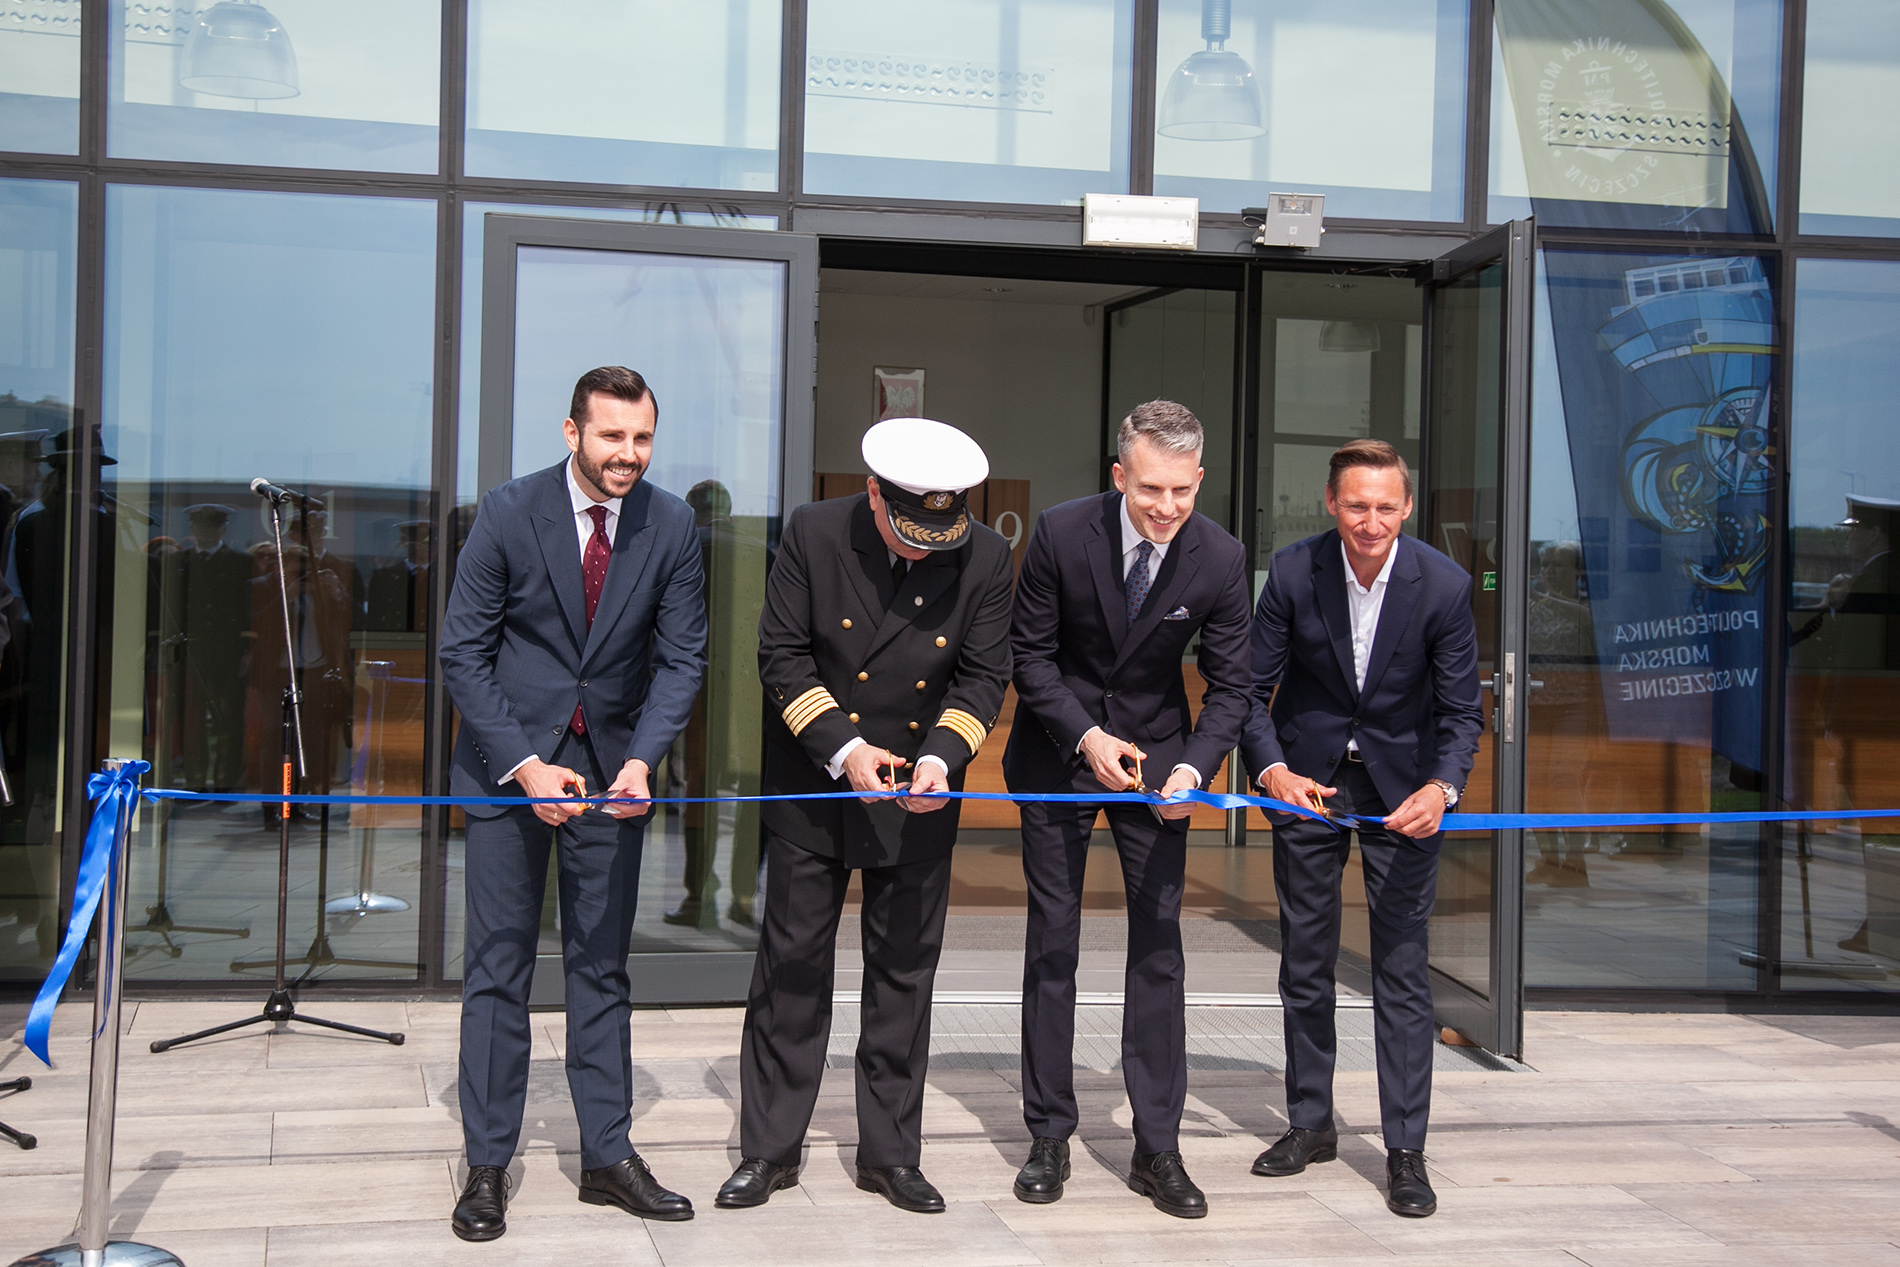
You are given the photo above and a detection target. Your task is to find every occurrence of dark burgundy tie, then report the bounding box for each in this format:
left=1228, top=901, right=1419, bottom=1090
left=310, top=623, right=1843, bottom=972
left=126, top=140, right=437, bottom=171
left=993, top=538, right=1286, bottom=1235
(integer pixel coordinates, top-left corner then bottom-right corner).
left=571, top=504, right=610, bottom=735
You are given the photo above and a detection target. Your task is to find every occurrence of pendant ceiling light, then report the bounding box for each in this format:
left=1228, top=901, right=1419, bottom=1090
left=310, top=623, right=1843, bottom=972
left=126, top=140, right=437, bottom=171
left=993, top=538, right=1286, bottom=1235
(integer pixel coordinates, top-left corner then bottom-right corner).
left=1157, top=0, right=1265, bottom=141
left=179, top=0, right=300, bottom=100
left=1319, top=321, right=1382, bottom=354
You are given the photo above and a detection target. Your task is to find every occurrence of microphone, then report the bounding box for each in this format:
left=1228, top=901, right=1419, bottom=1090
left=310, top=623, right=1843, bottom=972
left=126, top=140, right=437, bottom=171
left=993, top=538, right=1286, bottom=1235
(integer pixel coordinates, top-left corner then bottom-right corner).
left=251, top=478, right=324, bottom=509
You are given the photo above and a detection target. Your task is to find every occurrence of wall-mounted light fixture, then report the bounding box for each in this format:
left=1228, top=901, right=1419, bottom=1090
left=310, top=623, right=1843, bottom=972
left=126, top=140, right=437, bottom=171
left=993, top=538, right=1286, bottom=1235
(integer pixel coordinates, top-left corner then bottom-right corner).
left=1157, top=0, right=1264, bottom=141
left=179, top=0, right=300, bottom=100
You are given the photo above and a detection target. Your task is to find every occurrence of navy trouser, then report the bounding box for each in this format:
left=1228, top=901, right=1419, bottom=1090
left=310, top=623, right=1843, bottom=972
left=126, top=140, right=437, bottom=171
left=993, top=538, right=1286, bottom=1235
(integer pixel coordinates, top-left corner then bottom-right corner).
left=1271, top=760, right=1439, bottom=1151
left=739, top=831, right=952, bottom=1169
left=1020, top=800, right=1189, bottom=1155
left=459, top=737, right=648, bottom=1170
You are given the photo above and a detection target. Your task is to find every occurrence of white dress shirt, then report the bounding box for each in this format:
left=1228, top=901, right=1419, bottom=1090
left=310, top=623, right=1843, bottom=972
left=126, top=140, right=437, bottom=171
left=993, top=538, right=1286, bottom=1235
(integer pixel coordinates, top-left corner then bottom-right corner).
left=826, top=552, right=951, bottom=785
left=1261, top=538, right=1399, bottom=780
left=498, top=460, right=625, bottom=786
left=1077, top=495, right=1200, bottom=789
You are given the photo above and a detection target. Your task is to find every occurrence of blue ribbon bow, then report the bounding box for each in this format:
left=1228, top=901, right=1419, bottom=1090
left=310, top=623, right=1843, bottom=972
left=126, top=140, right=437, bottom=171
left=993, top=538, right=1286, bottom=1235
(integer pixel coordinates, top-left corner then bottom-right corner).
left=24, top=760, right=149, bottom=1065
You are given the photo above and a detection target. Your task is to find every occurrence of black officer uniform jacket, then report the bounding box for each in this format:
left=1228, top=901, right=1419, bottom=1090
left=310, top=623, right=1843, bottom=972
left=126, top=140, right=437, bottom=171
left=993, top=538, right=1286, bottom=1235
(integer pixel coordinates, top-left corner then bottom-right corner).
left=759, top=492, right=1014, bottom=868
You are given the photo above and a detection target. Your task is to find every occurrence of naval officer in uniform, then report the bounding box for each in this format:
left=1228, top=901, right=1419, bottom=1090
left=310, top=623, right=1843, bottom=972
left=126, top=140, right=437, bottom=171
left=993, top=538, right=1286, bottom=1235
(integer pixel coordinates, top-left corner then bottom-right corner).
left=719, top=418, right=1015, bottom=1215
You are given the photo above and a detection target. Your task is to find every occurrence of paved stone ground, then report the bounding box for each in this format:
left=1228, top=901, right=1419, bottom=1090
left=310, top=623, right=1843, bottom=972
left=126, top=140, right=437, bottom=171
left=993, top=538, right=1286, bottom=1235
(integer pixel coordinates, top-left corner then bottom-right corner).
left=3, top=1000, right=1900, bottom=1265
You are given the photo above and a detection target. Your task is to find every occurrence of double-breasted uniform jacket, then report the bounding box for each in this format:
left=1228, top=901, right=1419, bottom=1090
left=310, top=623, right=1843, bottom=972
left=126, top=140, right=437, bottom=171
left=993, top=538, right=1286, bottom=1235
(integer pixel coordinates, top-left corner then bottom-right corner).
left=759, top=492, right=1015, bottom=868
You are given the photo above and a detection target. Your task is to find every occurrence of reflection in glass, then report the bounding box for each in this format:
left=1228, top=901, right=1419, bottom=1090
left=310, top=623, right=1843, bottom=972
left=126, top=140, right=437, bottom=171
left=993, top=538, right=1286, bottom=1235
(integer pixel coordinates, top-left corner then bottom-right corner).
left=802, top=0, right=1133, bottom=205
left=466, top=0, right=781, bottom=190
left=1153, top=0, right=1467, bottom=222
left=109, top=0, right=439, bottom=172
left=1489, top=0, right=1782, bottom=233
left=104, top=184, right=437, bottom=981
left=0, top=179, right=76, bottom=985
left=1784, top=258, right=1900, bottom=992
left=1523, top=248, right=1768, bottom=989
left=1800, top=1, right=1900, bottom=237
left=0, top=0, right=81, bottom=153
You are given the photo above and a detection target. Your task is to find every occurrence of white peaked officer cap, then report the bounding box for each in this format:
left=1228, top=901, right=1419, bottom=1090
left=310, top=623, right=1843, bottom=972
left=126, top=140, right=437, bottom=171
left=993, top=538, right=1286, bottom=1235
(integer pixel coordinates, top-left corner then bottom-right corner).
left=861, top=418, right=991, bottom=551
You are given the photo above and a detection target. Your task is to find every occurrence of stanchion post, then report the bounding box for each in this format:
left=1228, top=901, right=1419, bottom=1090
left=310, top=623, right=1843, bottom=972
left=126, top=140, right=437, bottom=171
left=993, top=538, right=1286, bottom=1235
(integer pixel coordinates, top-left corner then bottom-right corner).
left=11, top=759, right=184, bottom=1267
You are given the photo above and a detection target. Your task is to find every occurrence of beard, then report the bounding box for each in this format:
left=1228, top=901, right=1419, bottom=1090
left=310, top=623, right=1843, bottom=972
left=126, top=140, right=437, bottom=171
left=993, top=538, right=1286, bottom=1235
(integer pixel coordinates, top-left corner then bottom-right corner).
left=575, top=444, right=643, bottom=497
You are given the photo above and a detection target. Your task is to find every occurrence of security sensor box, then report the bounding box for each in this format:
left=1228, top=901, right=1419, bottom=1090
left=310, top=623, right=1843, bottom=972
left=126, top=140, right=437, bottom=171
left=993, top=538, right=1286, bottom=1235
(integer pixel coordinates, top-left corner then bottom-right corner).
left=1246, top=193, right=1326, bottom=249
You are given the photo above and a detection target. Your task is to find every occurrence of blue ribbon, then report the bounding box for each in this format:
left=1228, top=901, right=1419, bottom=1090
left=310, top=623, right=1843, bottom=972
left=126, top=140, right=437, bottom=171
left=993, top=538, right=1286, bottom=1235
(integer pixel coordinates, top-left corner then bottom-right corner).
left=25, top=760, right=149, bottom=1066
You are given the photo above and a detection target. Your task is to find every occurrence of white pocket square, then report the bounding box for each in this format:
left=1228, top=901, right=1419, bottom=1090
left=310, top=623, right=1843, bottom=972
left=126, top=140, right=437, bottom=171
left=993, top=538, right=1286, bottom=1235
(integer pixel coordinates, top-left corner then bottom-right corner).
left=1163, top=605, right=1191, bottom=620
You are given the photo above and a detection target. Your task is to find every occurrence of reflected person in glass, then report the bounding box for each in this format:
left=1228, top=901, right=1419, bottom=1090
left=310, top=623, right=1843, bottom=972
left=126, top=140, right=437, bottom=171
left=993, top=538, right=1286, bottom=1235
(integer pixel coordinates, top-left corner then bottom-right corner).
left=439, top=366, right=708, bottom=1241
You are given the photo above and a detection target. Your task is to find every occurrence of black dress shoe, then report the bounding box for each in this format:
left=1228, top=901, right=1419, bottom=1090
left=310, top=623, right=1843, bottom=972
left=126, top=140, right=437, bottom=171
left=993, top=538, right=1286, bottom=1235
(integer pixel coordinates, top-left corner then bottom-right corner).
left=1127, top=1149, right=1207, bottom=1219
left=578, top=1153, right=694, bottom=1221
left=452, top=1165, right=508, bottom=1242
left=855, top=1165, right=945, bottom=1213
left=1252, top=1125, right=1339, bottom=1176
left=1013, top=1137, right=1070, bottom=1204
left=1385, top=1149, right=1437, bottom=1217
left=716, top=1157, right=800, bottom=1208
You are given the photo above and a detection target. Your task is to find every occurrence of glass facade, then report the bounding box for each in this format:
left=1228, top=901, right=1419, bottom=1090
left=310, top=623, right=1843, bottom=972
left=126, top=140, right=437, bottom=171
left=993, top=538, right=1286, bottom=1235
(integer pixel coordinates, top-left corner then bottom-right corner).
left=1153, top=0, right=1468, bottom=221
left=0, top=1, right=1895, bottom=1013
left=0, top=0, right=81, bottom=154
left=102, top=185, right=438, bottom=980
left=0, top=177, right=76, bottom=984
left=1800, top=1, right=1900, bottom=237
left=1784, top=258, right=1900, bottom=989
left=465, top=0, right=781, bottom=190
left=110, top=0, right=441, bottom=172
left=802, top=0, right=1134, bottom=204
left=1490, top=0, right=1783, bottom=233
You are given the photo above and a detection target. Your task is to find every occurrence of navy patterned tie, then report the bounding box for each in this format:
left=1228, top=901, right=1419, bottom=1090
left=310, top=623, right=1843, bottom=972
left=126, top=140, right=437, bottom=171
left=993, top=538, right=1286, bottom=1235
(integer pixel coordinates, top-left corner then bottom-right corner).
left=1126, top=539, right=1155, bottom=628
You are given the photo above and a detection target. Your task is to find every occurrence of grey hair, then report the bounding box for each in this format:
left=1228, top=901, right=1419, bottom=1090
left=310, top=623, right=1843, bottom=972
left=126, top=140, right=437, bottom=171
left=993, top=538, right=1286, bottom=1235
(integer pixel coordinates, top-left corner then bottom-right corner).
left=1116, top=399, right=1204, bottom=466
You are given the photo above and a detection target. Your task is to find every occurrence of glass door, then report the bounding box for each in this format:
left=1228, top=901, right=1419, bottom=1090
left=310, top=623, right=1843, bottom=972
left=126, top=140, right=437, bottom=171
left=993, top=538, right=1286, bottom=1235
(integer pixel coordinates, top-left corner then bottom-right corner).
left=1420, top=220, right=1533, bottom=1057
left=472, top=214, right=816, bottom=1006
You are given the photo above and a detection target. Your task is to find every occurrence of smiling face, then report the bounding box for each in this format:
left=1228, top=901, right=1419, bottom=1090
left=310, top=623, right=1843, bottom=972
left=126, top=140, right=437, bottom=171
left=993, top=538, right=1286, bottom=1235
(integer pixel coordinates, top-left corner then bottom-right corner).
left=1112, top=435, right=1203, bottom=545
left=564, top=392, right=655, bottom=501
left=1326, top=463, right=1413, bottom=576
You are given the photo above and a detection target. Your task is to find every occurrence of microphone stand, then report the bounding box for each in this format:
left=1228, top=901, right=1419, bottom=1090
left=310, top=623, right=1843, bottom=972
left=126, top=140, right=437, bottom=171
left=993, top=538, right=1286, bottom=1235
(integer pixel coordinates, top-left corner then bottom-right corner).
left=150, top=488, right=403, bottom=1053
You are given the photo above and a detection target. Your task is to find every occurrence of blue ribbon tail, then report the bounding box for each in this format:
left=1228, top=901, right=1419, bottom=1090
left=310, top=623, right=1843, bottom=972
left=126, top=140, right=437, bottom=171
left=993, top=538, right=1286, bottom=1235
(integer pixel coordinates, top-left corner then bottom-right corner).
left=24, top=761, right=149, bottom=1065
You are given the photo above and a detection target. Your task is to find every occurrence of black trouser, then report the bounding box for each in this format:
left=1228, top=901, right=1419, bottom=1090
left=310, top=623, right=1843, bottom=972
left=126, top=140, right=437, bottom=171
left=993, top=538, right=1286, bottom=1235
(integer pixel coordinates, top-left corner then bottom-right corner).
left=1272, top=759, right=1439, bottom=1151
left=1019, top=801, right=1188, bottom=1155
left=459, top=735, right=649, bottom=1170
left=739, top=831, right=952, bottom=1169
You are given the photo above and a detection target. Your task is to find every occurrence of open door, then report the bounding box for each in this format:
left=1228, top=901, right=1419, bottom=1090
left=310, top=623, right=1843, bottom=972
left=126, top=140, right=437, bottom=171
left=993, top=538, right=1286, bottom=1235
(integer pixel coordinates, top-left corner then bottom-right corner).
left=473, top=214, right=817, bottom=1006
left=1420, top=220, right=1533, bottom=1058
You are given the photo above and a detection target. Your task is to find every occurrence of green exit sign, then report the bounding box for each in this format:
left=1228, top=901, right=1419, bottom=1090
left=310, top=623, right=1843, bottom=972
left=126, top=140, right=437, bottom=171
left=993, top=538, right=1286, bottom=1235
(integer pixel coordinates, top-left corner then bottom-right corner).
left=1482, top=571, right=1497, bottom=591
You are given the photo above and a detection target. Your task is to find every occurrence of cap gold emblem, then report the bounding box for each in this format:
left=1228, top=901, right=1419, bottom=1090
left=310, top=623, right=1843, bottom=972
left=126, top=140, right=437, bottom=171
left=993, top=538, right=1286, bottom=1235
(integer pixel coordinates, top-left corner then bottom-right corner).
left=924, top=491, right=953, bottom=510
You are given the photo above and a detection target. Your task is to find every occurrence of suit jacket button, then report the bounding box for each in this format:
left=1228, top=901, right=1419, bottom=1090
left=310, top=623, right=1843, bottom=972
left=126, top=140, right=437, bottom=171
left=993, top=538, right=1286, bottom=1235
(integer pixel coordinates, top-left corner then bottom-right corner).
left=915, top=680, right=926, bottom=691
left=580, top=680, right=588, bottom=688
left=935, top=636, right=946, bottom=647
left=909, top=721, right=920, bottom=731
left=842, top=618, right=852, bottom=629
left=913, top=596, right=923, bottom=606
left=552, top=726, right=562, bottom=735
left=858, top=671, right=869, bottom=681
left=849, top=712, right=860, bottom=723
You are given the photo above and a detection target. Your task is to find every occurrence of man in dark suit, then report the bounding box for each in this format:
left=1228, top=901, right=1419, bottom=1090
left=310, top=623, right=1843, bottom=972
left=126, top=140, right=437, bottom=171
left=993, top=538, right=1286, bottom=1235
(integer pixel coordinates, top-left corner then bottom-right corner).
left=440, top=366, right=707, bottom=1241
left=170, top=504, right=251, bottom=791
left=1004, top=400, right=1252, bottom=1218
left=1241, top=438, right=1482, bottom=1219
left=719, top=418, right=1013, bottom=1215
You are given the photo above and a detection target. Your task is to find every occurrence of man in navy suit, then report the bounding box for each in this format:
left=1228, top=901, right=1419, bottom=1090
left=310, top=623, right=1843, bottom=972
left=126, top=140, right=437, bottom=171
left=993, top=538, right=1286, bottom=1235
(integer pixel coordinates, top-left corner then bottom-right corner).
left=1241, top=438, right=1482, bottom=1219
left=1004, top=400, right=1252, bottom=1218
left=440, top=366, right=707, bottom=1240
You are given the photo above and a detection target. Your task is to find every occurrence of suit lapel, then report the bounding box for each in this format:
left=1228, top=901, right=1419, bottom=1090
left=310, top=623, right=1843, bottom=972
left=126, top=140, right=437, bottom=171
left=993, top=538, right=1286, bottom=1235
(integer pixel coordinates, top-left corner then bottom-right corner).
left=1087, top=494, right=1127, bottom=654
left=846, top=496, right=891, bottom=626
left=1313, top=532, right=1360, bottom=703
left=867, top=547, right=961, bottom=661
left=530, top=463, right=588, bottom=657
left=1358, top=537, right=1423, bottom=702
left=581, top=478, right=658, bottom=669
left=1111, top=519, right=1200, bottom=677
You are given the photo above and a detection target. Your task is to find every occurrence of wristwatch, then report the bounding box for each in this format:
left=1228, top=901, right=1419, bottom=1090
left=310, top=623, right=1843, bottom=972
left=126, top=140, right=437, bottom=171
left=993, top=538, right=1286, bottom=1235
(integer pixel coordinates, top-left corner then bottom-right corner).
left=1427, top=779, right=1459, bottom=809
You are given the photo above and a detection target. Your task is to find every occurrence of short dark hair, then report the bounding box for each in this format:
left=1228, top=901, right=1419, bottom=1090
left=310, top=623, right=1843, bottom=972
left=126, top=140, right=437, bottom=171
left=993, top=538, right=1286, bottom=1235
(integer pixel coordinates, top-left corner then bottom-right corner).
left=1327, top=438, right=1412, bottom=498
left=1117, top=399, right=1204, bottom=465
left=570, top=366, right=657, bottom=430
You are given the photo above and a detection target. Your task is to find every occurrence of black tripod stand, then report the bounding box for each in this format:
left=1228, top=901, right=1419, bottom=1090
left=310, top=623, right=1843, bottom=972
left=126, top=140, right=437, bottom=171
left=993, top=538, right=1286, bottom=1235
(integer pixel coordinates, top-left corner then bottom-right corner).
left=0, top=1075, right=34, bottom=1150
left=151, top=486, right=403, bottom=1054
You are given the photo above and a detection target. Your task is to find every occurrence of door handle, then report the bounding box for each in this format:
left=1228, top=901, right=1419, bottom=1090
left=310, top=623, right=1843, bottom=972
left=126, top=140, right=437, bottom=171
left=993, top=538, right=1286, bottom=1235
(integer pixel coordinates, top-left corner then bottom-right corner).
left=1492, top=652, right=1516, bottom=743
